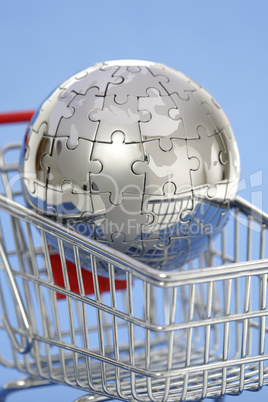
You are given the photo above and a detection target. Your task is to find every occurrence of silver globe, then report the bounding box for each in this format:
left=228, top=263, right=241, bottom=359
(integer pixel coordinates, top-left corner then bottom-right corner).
left=21, top=60, right=240, bottom=275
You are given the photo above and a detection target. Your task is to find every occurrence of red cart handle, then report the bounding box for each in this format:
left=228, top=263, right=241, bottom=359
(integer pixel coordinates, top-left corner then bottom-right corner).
left=0, top=110, right=36, bottom=125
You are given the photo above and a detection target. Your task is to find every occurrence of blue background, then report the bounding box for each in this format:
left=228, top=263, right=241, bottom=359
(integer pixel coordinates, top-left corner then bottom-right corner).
left=1, top=0, right=268, bottom=400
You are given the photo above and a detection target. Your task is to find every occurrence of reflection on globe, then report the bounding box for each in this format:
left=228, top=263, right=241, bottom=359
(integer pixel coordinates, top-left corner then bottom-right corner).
left=20, top=60, right=240, bottom=275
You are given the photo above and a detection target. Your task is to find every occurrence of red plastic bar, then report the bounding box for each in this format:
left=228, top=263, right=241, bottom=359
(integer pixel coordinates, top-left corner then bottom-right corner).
left=0, top=110, right=35, bottom=125
left=50, top=253, right=127, bottom=300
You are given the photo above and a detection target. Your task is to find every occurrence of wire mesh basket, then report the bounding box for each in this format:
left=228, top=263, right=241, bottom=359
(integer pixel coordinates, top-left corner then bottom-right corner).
left=1, top=120, right=268, bottom=401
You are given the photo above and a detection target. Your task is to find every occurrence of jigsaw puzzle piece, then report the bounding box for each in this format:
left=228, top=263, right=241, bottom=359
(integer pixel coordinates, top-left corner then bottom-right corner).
left=90, top=131, right=145, bottom=204
left=190, top=182, right=228, bottom=202
left=46, top=180, right=94, bottom=218
left=81, top=192, right=112, bottom=221
left=110, top=232, right=144, bottom=257
left=56, top=87, right=104, bottom=148
left=23, top=121, right=47, bottom=161
left=31, top=88, right=76, bottom=136
left=41, top=137, right=102, bottom=193
left=180, top=197, right=230, bottom=249
left=148, top=65, right=197, bottom=101
left=92, top=193, right=154, bottom=243
left=187, top=201, right=228, bottom=252
left=59, top=63, right=123, bottom=98
left=215, top=126, right=240, bottom=202
left=194, top=87, right=231, bottom=136
left=219, top=126, right=240, bottom=182
left=22, top=125, right=32, bottom=162
left=23, top=127, right=53, bottom=193
left=138, top=88, right=186, bottom=150
left=170, top=91, right=221, bottom=139
left=89, top=95, right=150, bottom=143
left=132, top=139, right=199, bottom=196
left=141, top=192, right=193, bottom=240
left=182, top=199, right=211, bottom=233
left=187, top=126, right=229, bottom=200
left=106, top=64, right=169, bottom=104
left=23, top=179, right=47, bottom=212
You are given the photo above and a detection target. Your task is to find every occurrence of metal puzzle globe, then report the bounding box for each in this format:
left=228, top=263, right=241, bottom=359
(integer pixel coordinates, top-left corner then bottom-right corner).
left=21, top=60, right=240, bottom=275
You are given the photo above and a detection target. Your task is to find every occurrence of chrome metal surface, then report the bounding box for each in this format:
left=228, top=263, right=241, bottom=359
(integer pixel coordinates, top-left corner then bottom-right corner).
left=0, top=143, right=267, bottom=401
left=20, top=60, right=240, bottom=273
left=0, top=376, right=54, bottom=401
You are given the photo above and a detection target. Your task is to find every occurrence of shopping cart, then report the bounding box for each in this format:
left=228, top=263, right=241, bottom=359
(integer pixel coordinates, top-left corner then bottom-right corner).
left=1, top=112, right=268, bottom=402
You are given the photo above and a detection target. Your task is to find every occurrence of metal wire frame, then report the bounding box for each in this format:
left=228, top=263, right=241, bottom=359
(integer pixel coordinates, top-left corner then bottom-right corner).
left=0, top=143, right=268, bottom=401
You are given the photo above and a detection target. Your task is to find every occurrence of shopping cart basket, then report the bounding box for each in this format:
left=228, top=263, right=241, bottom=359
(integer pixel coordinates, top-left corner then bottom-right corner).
left=1, top=112, right=268, bottom=402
